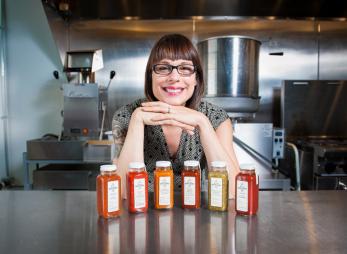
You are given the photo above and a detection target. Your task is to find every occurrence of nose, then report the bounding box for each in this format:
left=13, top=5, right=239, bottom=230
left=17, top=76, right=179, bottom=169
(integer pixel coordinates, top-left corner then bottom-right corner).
left=167, top=68, right=180, bottom=82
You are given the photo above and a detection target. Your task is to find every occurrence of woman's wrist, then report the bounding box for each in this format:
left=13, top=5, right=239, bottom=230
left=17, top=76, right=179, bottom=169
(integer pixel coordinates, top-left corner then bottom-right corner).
left=130, top=108, right=145, bottom=127
left=196, top=112, right=212, bottom=131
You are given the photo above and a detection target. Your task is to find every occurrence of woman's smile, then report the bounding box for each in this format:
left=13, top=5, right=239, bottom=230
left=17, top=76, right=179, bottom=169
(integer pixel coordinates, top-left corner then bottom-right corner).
left=162, top=86, right=185, bottom=96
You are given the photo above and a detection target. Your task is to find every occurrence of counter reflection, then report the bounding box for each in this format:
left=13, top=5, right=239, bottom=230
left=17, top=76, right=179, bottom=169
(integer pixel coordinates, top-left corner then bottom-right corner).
left=128, top=213, right=149, bottom=254
left=97, top=217, right=120, bottom=254
left=234, top=215, right=258, bottom=254
left=183, top=210, right=200, bottom=254
left=154, top=210, right=173, bottom=254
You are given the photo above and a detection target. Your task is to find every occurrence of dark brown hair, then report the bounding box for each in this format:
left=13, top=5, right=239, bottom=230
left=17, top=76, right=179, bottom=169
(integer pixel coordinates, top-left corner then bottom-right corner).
left=144, top=34, right=205, bottom=109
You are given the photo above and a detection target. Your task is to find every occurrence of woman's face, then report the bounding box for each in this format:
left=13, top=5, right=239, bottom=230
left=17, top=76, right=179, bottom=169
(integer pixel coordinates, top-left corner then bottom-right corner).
left=152, top=59, right=197, bottom=106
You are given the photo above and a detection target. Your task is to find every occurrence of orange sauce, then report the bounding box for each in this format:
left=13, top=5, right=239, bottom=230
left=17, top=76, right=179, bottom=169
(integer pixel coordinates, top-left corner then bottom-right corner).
left=96, top=165, right=121, bottom=218
left=154, top=161, right=174, bottom=209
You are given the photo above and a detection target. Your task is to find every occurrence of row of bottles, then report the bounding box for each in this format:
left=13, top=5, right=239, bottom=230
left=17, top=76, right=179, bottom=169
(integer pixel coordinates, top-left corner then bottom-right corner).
left=96, top=161, right=259, bottom=218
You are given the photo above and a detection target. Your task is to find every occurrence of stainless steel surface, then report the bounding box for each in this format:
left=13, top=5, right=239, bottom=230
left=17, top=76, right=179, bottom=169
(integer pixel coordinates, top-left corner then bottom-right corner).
left=26, top=140, right=84, bottom=160
left=197, top=36, right=261, bottom=114
left=47, top=0, right=347, bottom=19
left=198, top=36, right=261, bottom=98
left=63, top=83, right=99, bottom=137
left=43, top=17, right=341, bottom=125
left=233, top=123, right=273, bottom=175
left=1, top=191, right=347, bottom=254
left=281, top=80, right=347, bottom=139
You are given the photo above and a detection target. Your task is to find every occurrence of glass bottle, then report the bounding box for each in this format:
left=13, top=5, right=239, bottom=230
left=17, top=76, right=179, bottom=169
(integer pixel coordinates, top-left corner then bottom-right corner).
left=181, top=160, right=200, bottom=209
left=96, top=164, right=122, bottom=218
left=235, top=164, right=259, bottom=216
left=154, top=161, right=174, bottom=209
left=127, top=162, right=148, bottom=213
left=208, top=161, right=229, bottom=211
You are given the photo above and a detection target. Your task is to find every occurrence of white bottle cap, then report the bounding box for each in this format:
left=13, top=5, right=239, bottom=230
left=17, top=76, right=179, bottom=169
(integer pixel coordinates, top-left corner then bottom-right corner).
left=128, top=162, right=146, bottom=169
left=156, top=161, right=171, bottom=167
left=211, top=161, right=226, bottom=168
left=240, top=163, right=256, bottom=170
left=184, top=160, right=199, bottom=167
left=100, top=164, right=117, bottom=172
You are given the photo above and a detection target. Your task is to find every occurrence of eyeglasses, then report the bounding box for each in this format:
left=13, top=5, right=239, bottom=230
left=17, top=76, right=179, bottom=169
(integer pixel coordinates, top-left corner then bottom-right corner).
left=152, top=64, right=196, bottom=76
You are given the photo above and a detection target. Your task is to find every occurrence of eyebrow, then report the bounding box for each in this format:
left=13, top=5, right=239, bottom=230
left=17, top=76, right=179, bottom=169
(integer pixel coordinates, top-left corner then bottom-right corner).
left=158, top=61, right=193, bottom=65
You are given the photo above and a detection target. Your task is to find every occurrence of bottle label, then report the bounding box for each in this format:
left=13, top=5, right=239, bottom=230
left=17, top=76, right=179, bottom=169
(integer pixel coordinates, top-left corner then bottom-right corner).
left=184, top=176, right=196, bottom=205
left=210, top=177, right=223, bottom=207
left=107, top=180, right=119, bottom=212
left=134, top=178, right=146, bottom=209
left=236, top=180, right=249, bottom=212
left=159, top=176, right=171, bottom=205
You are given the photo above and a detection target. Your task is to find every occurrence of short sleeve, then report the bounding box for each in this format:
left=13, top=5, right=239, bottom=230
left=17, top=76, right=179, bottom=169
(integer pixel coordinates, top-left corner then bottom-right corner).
left=199, top=101, right=230, bottom=129
left=111, top=99, right=144, bottom=143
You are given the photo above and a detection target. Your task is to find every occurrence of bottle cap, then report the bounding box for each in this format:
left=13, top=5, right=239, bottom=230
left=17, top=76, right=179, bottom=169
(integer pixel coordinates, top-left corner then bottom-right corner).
left=100, top=164, right=117, bottom=172
left=240, top=163, right=255, bottom=170
left=128, top=162, right=145, bottom=169
left=156, top=161, right=171, bottom=167
left=184, top=160, right=199, bottom=167
left=211, top=161, right=226, bottom=168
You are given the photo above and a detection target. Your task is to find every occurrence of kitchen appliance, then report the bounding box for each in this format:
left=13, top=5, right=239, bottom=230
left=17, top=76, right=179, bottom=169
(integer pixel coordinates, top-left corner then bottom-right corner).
left=25, top=50, right=116, bottom=190
left=280, top=80, right=347, bottom=190
left=197, top=36, right=261, bottom=118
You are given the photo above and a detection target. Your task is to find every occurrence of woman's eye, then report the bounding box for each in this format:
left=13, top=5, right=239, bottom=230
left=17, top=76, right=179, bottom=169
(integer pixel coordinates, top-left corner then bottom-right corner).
left=157, top=65, right=170, bottom=71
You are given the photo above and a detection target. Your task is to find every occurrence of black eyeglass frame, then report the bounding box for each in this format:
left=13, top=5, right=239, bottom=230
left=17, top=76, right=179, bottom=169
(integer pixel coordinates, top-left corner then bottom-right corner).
left=152, top=64, right=196, bottom=76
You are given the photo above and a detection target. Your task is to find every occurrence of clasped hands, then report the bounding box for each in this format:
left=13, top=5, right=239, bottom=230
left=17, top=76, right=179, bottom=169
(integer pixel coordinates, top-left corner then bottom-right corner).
left=137, top=101, right=206, bottom=135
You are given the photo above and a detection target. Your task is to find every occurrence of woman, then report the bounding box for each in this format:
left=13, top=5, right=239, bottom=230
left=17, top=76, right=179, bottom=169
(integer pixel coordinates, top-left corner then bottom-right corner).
left=112, top=34, right=239, bottom=198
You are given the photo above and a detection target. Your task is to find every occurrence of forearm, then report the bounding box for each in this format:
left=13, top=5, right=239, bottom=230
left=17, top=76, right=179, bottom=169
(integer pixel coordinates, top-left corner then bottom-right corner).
left=116, top=113, right=145, bottom=198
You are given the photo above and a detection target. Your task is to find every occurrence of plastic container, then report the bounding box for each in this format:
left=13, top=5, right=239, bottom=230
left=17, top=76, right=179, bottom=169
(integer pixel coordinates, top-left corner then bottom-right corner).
left=127, top=162, right=148, bottom=213
left=208, top=161, right=229, bottom=211
left=235, top=164, right=259, bottom=216
left=96, top=164, right=121, bottom=218
left=154, top=161, right=174, bottom=209
left=181, top=160, right=201, bottom=209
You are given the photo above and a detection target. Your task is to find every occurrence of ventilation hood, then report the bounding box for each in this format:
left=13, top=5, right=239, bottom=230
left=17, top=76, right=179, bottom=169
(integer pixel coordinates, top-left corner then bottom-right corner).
left=46, top=0, right=347, bottom=20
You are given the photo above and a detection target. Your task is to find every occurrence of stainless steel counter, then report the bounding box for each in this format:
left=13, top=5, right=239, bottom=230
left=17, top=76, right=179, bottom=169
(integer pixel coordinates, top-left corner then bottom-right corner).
left=0, top=191, right=346, bottom=254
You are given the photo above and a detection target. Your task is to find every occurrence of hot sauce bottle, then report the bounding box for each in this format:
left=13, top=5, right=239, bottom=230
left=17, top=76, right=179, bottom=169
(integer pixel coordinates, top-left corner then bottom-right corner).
left=235, top=164, right=259, bottom=216
left=208, top=161, right=229, bottom=211
left=96, top=164, right=122, bottom=218
left=154, top=161, right=174, bottom=209
left=181, top=160, right=200, bottom=209
left=127, top=162, right=148, bottom=213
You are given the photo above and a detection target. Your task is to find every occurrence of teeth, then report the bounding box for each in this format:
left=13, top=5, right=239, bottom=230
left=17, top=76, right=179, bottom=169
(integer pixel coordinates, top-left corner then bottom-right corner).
left=166, top=88, right=182, bottom=93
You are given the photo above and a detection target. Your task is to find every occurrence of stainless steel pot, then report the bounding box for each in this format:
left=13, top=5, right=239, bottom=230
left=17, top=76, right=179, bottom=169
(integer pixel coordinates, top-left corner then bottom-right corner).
left=197, top=36, right=261, bottom=115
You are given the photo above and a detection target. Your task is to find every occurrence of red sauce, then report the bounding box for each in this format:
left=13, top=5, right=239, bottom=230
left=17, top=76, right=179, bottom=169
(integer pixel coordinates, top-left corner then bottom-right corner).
left=235, top=165, right=258, bottom=216
left=181, top=160, right=200, bottom=209
left=127, top=162, right=148, bottom=213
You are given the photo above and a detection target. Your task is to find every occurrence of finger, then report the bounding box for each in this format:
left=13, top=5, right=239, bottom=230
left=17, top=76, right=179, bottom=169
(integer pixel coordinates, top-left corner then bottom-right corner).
left=153, top=119, right=195, bottom=132
left=141, top=106, right=169, bottom=114
left=141, top=101, right=168, bottom=107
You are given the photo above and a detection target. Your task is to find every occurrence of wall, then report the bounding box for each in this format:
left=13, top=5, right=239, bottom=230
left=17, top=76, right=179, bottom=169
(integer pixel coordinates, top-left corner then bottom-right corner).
left=4, top=0, right=64, bottom=185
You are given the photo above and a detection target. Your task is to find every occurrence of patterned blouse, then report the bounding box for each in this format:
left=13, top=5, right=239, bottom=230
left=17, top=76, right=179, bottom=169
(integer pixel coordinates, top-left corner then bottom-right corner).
left=112, top=98, right=229, bottom=191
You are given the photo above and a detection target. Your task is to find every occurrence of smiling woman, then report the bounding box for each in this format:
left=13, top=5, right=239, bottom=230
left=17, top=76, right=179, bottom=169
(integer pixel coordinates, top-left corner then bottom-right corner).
left=112, top=34, right=240, bottom=199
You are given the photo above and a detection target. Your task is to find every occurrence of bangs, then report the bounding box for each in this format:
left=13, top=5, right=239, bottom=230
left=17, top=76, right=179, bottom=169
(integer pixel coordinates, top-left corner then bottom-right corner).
left=152, top=39, right=195, bottom=63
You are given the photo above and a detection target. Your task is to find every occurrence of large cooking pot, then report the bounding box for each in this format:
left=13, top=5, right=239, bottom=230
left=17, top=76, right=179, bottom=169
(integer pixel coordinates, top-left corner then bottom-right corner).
left=197, top=36, right=261, bottom=115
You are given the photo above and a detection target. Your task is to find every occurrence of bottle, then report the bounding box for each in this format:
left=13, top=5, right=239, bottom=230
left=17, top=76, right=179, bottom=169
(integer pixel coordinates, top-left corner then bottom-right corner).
left=127, top=162, right=148, bottom=213
left=235, top=164, right=259, bottom=216
left=181, top=160, right=200, bottom=209
left=154, top=161, right=174, bottom=209
left=208, top=161, right=229, bottom=211
left=96, top=164, right=121, bottom=218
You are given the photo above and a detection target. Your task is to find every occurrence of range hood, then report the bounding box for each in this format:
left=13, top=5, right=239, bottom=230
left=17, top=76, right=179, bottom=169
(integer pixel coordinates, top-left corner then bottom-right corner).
left=47, top=0, right=347, bottom=20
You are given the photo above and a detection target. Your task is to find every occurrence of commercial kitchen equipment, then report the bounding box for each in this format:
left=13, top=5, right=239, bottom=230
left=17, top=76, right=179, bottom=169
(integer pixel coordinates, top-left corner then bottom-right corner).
left=25, top=49, right=116, bottom=190
left=280, top=80, right=347, bottom=190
